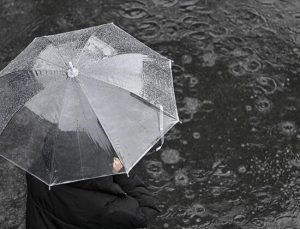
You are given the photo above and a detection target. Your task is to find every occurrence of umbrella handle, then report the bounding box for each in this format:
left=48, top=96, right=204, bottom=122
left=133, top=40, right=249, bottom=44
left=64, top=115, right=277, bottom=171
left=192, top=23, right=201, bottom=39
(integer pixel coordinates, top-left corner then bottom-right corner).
left=156, top=105, right=164, bottom=151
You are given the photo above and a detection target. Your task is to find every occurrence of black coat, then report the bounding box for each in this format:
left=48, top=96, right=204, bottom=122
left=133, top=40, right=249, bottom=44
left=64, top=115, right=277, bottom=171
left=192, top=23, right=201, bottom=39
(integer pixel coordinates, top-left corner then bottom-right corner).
left=26, top=171, right=160, bottom=229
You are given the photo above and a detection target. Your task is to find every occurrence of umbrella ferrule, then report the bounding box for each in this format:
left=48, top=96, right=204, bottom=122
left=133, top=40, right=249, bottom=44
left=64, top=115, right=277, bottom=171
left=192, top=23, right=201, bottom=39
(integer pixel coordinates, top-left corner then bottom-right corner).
left=67, top=61, right=79, bottom=78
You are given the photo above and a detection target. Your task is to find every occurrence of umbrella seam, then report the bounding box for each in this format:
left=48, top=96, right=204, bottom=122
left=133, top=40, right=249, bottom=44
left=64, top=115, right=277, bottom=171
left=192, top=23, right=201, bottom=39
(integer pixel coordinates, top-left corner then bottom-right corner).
left=76, top=119, right=84, bottom=180
left=49, top=80, right=70, bottom=185
left=35, top=56, right=67, bottom=70
left=74, top=80, right=120, bottom=174
left=74, top=81, right=91, bottom=180
left=0, top=69, right=66, bottom=80
left=75, top=78, right=129, bottom=174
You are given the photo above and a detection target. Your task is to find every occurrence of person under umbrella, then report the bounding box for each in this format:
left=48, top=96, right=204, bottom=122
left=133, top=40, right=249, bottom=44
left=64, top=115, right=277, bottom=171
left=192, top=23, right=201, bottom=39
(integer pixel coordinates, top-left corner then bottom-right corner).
left=26, top=157, right=160, bottom=229
left=0, top=23, right=179, bottom=229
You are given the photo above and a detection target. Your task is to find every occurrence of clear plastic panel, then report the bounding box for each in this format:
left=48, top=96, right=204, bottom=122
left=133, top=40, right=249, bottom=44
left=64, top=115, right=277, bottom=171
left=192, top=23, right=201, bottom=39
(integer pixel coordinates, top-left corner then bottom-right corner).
left=0, top=77, right=69, bottom=184
left=0, top=76, right=120, bottom=185
left=0, top=23, right=178, bottom=185
left=0, top=37, right=66, bottom=77
left=77, top=75, right=178, bottom=172
left=50, top=79, right=120, bottom=185
left=79, top=54, right=178, bottom=119
left=89, top=23, right=168, bottom=60
left=44, top=25, right=103, bottom=66
left=0, top=70, right=65, bottom=134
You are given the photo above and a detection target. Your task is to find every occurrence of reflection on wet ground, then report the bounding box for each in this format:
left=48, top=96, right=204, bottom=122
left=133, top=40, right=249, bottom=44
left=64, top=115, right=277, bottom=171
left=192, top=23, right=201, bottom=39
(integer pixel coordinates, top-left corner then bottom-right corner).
left=0, top=0, right=300, bottom=228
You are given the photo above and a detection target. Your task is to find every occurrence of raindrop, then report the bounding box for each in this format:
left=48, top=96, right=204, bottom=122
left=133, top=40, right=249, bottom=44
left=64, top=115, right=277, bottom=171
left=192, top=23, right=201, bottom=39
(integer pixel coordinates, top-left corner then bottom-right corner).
left=152, top=0, right=178, bottom=7
left=256, top=0, right=277, bottom=4
left=238, top=165, right=247, bottom=174
left=161, top=149, right=181, bottom=164
left=254, top=97, right=272, bottom=113
left=178, top=0, right=200, bottom=7
left=193, top=132, right=201, bottom=139
left=233, top=214, right=246, bottom=223
left=229, top=62, right=246, bottom=77
left=181, top=54, right=193, bottom=64
left=289, top=158, right=300, bottom=168
left=200, top=100, right=215, bottom=112
left=190, top=214, right=212, bottom=227
left=251, top=218, right=265, bottom=228
left=244, top=58, right=261, bottom=72
left=137, top=21, right=161, bottom=39
left=191, top=203, right=206, bottom=215
left=191, top=169, right=208, bottom=182
left=183, top=97, right=200, bottom=114
left=182, top=16, right=199, bottom=25
left=256, top=76, right=277, bottom=94
left=202, top=52, right=217, bottom=67
left=189, top=76, right=198, bottom=87
left=188, top=31, right=210, bottom=41
left=174, top=169, right=189, bottom=186
left=118, top=7, right=148, bottom=19
left=184, top=189, right=196, bottom=199
left=245, top=105, right=252, bottom=111
left=278, top=121, right=297, bottom=136
left=209, top=25, right=228, bottom=37
left=248, top=116, right=261, bottom=127
left=172, top=64, right=184, bottom=76
left=241, top=47, right=254, bottom=56
left=162, top=20, right=178, bottom=38
left=189, top=22, right=210, bottom=31
left=146, top=160, right=164, bottom=178
left=227, top=36, right=245, bottom=46
left=210, top=186, right=223, bottom=197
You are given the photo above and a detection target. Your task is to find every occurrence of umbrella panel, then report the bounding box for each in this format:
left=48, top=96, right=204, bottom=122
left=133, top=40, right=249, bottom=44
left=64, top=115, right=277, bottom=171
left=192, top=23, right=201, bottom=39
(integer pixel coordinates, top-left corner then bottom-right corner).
left=0, top=73, right=121, bottom=186
left=78, top=75, right=178, bottom=172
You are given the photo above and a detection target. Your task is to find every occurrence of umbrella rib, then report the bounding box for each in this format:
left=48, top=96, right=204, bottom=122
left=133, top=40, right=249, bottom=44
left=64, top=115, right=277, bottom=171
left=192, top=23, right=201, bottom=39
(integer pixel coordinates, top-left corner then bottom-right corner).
left=74, top=81, right=115, bottom=161
left=28, top=68, right=66, bottom=77
left=74, top=31, right=97, bottom=66
left=75, top=119, right=84, bottom=179
left=49, top=80, right=70, bottom=185
left=73, top=81, right=91, bottom=179
left=80, top=72, right=177, bottom=120
left=0, top=69, right=66, bottom=80
left=35, top=56, right=67, bottom=70
left=75, top=78, right=129, bottom=174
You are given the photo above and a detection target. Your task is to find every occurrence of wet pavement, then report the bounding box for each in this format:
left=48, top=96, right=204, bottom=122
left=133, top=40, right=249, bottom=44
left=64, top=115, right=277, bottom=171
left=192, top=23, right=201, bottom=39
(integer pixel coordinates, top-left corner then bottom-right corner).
left=1, top=0, right=300, bottom=228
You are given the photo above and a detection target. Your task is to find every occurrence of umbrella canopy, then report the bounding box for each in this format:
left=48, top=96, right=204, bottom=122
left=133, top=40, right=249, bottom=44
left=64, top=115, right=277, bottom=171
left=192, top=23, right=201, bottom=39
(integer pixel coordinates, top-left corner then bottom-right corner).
left=0, top=23, right=179, bottom=186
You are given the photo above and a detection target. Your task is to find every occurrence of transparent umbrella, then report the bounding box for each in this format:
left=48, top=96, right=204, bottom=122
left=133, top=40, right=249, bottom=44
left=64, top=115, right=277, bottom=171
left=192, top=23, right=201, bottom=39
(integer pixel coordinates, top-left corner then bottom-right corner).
left=0, top=23, right=180, bottom=187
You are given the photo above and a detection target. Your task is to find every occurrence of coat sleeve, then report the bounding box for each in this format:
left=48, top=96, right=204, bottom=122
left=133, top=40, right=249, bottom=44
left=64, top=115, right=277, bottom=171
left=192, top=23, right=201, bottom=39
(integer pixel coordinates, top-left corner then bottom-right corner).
left=113, top=170, right=161, bottom=216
